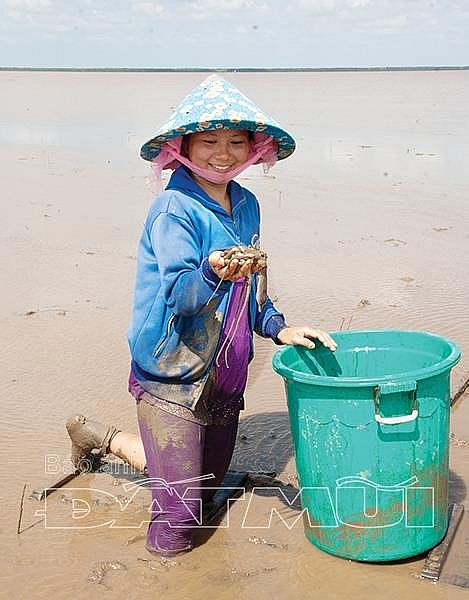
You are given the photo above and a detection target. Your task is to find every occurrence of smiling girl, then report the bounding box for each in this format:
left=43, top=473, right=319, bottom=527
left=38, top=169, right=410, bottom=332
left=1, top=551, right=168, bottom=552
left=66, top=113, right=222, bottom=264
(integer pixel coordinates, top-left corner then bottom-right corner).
left=66, top=75, right=336, bottom=557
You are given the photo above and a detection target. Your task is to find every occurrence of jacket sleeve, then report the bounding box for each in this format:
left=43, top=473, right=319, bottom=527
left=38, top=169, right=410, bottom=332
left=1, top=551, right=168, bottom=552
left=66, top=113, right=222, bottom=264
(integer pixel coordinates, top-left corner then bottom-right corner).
left=149, top=211, right=231, bottom=316
left=253, top=297, right=287, bottom=343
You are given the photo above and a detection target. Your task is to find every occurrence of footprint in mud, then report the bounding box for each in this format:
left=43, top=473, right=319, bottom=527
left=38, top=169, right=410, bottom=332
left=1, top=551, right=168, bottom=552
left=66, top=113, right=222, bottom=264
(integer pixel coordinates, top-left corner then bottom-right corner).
left=227, top=566, right=278, bottom=579
left=137, top=556, right=179, bottom=570
left=383, top=238, right=407, bottom=247
left=248, top=536, right=288, bottom=550
left=23, top=308, right=67, bottom=317
left=450, top=432, right=469, bottom=447
left=88, top=560, right=127, bottom=590
left=357, top=298, right=371, bottom=308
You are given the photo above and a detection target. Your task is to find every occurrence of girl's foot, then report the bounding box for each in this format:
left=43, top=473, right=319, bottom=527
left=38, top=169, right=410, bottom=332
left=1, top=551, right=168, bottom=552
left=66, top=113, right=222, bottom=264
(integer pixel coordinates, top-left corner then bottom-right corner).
left=66, top=414, right=120, bottom=472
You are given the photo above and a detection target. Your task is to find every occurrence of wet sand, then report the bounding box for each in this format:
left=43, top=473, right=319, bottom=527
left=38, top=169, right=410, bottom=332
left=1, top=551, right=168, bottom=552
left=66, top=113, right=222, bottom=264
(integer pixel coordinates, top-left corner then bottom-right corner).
left=2, top=70, right=469, bottom=599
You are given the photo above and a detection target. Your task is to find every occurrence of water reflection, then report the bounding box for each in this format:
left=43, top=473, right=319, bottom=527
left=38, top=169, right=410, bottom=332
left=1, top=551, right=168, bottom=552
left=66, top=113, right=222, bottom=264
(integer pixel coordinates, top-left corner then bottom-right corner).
left=0, top=120, right=141, bottom=155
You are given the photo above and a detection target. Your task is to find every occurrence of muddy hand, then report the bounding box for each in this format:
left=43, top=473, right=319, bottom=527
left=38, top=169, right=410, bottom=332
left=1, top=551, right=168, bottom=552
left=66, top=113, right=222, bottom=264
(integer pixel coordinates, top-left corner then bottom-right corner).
left=277, top=326, right=338, bottom=351
left=209, top=245, right=267, bottom=282
left=209, top=250, right=254, bottom=280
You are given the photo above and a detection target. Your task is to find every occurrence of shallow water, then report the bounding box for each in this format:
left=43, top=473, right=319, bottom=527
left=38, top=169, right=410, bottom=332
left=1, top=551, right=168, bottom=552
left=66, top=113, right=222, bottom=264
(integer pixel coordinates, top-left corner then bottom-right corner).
left=2, top=70, right=469, bottom=599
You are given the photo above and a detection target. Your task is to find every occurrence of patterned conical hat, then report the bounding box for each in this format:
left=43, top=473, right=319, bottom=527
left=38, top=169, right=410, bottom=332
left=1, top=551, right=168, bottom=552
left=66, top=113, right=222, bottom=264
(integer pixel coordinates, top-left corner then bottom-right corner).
left=140, top=74, right=296, bottom=162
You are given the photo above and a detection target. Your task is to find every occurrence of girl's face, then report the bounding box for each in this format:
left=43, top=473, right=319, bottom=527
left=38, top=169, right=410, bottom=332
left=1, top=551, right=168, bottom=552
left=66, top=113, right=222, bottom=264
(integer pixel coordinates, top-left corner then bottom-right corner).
left=186, top=129, right=250, bottom=176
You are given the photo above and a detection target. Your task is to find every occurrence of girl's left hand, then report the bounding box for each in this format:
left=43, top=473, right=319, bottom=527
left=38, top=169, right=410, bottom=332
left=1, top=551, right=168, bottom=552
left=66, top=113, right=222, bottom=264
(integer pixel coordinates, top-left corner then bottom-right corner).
left=277, top=326, right=337, bottom=351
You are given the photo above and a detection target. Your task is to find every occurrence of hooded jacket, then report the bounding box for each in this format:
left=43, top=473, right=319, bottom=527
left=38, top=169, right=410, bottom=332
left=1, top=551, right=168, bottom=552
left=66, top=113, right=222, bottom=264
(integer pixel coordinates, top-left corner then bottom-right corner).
left=127, top=167, right=286, bottom=407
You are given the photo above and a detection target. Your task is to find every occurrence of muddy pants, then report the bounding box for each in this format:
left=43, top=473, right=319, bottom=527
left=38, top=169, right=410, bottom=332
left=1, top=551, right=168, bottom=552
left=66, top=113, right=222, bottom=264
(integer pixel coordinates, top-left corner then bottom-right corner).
left=137, top=396, right=240, bottom=554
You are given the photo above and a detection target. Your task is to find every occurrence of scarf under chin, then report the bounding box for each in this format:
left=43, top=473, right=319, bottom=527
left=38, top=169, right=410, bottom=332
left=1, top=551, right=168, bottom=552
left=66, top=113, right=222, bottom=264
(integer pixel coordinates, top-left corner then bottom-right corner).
left=150, top=132, right=278, bottom=188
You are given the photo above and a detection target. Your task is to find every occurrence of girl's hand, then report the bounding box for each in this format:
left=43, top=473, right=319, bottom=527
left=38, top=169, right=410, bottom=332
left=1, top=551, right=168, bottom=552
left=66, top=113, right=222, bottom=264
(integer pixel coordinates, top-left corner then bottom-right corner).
left=277, top=326, right=337, bottom=351
left=209, top=249, right=256, bottom=281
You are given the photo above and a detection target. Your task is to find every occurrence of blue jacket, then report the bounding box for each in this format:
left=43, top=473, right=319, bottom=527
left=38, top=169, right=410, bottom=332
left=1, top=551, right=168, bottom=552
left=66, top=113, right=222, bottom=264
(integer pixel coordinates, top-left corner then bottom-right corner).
left=127, top=167, right=286, bottom=399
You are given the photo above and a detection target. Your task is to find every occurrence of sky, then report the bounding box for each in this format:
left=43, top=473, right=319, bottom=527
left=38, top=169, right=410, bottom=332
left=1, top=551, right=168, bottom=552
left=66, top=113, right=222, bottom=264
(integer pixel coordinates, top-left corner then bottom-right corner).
left=1, top=0, right=468, bottom=69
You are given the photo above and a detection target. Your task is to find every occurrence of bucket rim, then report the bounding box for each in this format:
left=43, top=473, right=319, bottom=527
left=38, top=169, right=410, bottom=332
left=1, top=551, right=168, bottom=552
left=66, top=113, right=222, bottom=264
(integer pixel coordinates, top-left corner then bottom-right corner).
left=272, top=329, right=461, bottom=387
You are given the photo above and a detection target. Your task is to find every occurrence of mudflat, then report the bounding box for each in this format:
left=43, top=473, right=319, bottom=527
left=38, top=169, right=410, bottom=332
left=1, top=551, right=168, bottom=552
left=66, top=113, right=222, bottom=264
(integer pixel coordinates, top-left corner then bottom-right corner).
left=2, top=70, right=469, bottom=599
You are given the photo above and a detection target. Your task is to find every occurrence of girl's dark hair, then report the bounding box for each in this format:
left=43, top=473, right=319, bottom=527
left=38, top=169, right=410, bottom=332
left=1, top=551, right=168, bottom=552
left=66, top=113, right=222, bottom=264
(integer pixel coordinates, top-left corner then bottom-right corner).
left=181, top=134, right=190, bottom=158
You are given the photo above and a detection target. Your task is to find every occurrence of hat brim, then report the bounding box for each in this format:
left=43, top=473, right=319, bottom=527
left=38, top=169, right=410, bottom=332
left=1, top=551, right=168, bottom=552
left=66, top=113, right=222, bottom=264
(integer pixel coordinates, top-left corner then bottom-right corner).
left=140, top=119, right=295, bottom=163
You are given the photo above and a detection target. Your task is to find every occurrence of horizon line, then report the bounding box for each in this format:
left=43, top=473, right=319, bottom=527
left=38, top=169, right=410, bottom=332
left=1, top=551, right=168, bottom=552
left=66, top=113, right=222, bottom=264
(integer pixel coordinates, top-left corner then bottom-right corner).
left=1, top=65, right=469, bottom=73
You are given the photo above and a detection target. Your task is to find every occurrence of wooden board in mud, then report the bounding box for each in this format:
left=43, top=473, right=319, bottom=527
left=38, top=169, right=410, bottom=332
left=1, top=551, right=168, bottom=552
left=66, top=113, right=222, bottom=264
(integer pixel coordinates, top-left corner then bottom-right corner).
left=421, top=503, right=469, bottom=589
left=439, top=507, right=469, bottom=589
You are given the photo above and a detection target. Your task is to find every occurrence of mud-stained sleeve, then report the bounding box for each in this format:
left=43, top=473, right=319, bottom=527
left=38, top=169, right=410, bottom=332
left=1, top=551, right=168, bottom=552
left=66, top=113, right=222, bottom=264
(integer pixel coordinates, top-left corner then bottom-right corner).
left=254, top=297, right=287, bottom=341
left=150, top=211, right=231, bottom=316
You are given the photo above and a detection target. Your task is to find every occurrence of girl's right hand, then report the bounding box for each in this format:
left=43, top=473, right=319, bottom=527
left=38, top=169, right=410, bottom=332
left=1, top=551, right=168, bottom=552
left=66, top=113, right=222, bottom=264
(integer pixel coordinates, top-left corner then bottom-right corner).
left=209, top=249, right=256, bottom=281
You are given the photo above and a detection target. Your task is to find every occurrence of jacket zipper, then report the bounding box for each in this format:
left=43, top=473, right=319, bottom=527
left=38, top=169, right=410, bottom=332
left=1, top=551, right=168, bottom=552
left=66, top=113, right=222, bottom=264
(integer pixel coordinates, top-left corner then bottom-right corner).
left=152, top=314, right=176, bottom=358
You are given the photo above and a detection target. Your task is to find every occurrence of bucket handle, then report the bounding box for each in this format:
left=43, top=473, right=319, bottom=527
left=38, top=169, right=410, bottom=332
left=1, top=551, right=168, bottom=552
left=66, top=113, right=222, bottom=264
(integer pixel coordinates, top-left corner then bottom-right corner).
left=373, top=381, right=418, bottom=425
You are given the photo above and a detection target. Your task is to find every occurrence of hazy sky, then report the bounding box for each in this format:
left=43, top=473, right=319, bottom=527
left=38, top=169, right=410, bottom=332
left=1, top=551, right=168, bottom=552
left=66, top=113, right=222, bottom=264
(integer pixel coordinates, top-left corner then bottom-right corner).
left=1, top=0, right=468, bottom=69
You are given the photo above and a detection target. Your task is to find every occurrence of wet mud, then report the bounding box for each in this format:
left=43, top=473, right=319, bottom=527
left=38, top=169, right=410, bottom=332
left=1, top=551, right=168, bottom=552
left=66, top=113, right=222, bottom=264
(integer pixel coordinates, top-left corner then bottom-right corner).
left=2, top=70, right=469, bottom=599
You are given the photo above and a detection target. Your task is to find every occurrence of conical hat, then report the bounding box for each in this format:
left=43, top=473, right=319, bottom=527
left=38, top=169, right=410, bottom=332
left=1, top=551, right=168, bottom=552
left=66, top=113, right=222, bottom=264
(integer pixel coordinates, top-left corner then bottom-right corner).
left=140, top=74, right=296, bottom=162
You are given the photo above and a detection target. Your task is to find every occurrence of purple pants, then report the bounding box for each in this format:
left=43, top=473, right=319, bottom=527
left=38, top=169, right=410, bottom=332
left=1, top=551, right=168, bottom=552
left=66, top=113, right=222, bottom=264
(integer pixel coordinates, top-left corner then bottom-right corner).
left=135, top=278, right=249, bottom=555
left=137, top=396, right=239, bottom=555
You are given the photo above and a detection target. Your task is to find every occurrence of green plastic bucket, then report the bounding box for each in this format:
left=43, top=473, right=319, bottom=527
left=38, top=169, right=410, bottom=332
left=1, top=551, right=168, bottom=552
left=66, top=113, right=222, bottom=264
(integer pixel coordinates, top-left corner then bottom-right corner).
left=272, top=329, right=461, bottom=562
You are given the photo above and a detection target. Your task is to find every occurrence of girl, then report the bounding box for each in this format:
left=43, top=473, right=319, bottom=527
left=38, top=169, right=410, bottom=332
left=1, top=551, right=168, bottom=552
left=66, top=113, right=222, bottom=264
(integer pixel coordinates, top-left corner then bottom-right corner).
left=66, top=75, right=337, bottom=557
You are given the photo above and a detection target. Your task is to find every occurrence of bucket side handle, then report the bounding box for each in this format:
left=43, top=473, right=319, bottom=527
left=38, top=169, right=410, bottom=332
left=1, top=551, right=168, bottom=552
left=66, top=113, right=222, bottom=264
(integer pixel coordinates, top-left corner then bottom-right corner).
left=373, top=381, right=418, bottom=425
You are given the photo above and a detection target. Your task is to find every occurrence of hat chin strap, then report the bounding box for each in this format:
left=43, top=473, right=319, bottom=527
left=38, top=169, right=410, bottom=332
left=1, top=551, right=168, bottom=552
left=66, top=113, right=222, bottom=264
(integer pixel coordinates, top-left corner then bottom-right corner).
left=159, top=135, right=277, bottom=185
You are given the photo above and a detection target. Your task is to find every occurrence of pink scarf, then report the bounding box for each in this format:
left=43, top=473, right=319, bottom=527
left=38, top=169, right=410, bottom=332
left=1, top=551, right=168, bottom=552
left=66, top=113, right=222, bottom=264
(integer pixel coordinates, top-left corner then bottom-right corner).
left=151, top=132, right=278, bottom=186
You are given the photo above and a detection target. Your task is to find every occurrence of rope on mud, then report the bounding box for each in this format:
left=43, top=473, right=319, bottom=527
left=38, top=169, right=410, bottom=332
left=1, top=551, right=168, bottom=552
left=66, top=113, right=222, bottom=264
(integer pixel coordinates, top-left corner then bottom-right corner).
left=16, top=484, right=27, bottom=535
left=451, top=376, right=469, bottom=408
